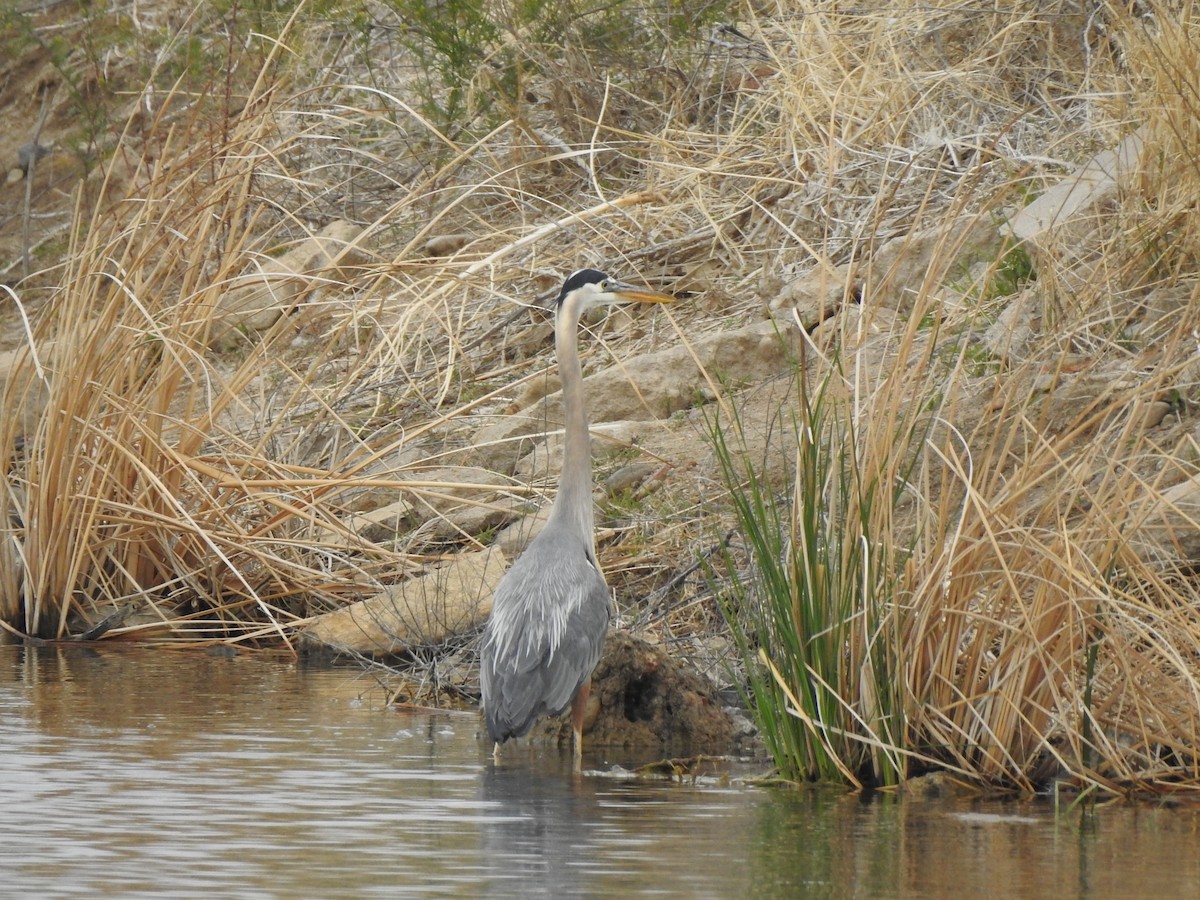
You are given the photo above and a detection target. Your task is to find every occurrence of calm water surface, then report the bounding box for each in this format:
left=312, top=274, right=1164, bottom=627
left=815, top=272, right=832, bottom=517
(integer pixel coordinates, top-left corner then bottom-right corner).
left=1, top=646, right=1198, bottom=898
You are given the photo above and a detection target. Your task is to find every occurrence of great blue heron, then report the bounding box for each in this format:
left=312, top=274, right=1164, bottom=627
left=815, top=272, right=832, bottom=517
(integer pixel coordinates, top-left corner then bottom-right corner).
left=480, top=268, right=673, bottom=769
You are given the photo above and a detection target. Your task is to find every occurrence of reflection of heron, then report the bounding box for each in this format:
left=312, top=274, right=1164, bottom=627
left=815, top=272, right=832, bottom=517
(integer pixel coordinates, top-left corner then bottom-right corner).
left=480, top=269, right=673, bottom=769
left=479, top=763, right=598, bottom=893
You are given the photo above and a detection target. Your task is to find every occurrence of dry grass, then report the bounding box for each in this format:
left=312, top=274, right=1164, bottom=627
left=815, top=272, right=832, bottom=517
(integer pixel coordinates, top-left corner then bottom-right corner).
left=702, top=1, right=1200, bottom=793
left=5, top=0, right=1200, bottom=791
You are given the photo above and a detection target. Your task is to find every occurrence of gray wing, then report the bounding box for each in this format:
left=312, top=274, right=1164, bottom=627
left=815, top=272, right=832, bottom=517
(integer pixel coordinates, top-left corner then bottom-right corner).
left=480, top=528, right=612, bottom=743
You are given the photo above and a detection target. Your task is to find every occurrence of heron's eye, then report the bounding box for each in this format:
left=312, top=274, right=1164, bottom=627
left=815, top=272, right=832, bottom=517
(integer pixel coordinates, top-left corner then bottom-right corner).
left=597, top=279, right=608, bottom=290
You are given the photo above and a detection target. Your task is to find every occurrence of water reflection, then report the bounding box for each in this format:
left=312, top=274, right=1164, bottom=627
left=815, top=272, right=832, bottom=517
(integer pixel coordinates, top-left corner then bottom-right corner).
left=481, top=759, right=809, bottom=897
left=480, top=766, right=594, bottom=894
left=1, top=645, right=1198, bottom=898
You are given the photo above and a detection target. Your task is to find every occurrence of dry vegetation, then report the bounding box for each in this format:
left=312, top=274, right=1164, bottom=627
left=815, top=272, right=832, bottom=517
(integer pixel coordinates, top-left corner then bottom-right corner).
left=4, top=0, right=1200, bottom=794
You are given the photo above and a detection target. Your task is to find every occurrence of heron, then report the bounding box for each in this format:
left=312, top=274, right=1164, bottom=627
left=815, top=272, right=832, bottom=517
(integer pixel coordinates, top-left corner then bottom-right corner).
left=480, top=268, right=673, bottom=770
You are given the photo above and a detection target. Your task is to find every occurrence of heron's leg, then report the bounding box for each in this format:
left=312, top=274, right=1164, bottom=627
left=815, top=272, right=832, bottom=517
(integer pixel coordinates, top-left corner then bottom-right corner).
left=492, top=741, right=501, bottom=763
left=570, top=678, right=591, bottom=772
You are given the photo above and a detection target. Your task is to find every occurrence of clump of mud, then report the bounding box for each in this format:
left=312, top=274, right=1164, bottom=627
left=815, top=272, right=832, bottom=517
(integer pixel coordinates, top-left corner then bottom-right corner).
left=530, top=630, right=754, bottom=755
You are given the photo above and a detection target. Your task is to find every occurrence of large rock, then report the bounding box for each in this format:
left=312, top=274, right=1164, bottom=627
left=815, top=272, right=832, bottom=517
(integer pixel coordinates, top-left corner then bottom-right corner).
left=1004, top=128, right=1146, bottom=297
left=867, top=215, right=1004, bottom=313
left=765, top=264, right=853, bottom=327
left=1126, top=475, right=1200, bottom=569
left=210, top=220, right=368, bottom=348
left=343, top=466, right=514, bottom=543
left=1007, top=128, right=1145, bottom=243
left=299, top=548, right=506, bottom=655
left=980, top=287, right=1039, bottom=363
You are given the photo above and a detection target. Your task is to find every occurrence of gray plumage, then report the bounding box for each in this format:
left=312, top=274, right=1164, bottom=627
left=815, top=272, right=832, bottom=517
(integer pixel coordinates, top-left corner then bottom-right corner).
left=480, top=525, right=611, bottom=742
left=479, top=269, right=672, bottom=756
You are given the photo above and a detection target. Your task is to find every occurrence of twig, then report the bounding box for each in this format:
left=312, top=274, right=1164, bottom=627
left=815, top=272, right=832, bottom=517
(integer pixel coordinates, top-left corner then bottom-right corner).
left=22, top=87, right=52, bottom=281
left=641, top=530, right=736, bottom=623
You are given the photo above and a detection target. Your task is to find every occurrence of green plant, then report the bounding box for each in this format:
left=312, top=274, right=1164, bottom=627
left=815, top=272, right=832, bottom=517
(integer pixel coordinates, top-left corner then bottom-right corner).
left=1, top=3, right=116, bottom=168
left=0, top=0, right=308, bottom=177
left=710, top=358, right=916, bottom=787
left=985, top=241, right=1036, bottom=301
left=376, top=0, right=730, bottom=135
left=381, top=0, right=501, bottom=130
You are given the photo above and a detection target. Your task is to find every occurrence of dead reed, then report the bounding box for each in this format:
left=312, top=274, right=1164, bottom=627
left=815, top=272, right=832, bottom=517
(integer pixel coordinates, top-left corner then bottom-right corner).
left=707, top=0, right=1200, bottom=794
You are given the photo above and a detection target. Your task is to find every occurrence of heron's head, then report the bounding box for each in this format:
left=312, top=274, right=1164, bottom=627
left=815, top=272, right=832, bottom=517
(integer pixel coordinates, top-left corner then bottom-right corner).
left=555, top=268, right=674, bottom=314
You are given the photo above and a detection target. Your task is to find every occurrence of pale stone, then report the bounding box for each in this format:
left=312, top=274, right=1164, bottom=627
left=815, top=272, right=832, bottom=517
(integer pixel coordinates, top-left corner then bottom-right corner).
left=347, top=498, right=413, bottom=544
left=1128, top=475, right=1200, bottom=569
left=1132, top=400, right=1172, bottom=431
left=980, top=288, right=1038, bottom=363
left=495, top=506, right=550, bottom=558
left=1007, top=129, right=1146, bottom=242
left=604, top=462, right=660, bottom=496
left=300, top=548, right=507, bottom=655
left=868, top=215, right=1004, bottom=313
left=424, top=234, right=470, bottom=256
left=473, top=320, right=801, bottom=473
left=766, top=264, right=852, bottom=328
left=210, top=220, right=368, bottom=347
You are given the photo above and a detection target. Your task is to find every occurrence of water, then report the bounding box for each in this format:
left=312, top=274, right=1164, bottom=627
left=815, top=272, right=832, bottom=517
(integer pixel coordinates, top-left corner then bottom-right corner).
left=1, top=646, right=1198, bottom=898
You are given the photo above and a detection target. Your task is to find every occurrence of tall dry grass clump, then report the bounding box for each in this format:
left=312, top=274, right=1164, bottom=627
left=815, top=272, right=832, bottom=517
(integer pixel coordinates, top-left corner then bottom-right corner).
left=3, top=106, right=350, bottom=641
left=0, top=17, right=425, bottom=642
left=711, top=1, right=1200, bottom=793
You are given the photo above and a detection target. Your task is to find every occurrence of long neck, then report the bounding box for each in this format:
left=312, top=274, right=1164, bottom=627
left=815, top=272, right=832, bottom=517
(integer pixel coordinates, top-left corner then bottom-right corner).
left=545, top=290, right=596, bottom=552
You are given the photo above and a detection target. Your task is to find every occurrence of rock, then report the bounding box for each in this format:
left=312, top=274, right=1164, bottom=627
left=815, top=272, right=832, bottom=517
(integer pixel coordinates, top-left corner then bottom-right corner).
left=506, top=320, right=554, bottom=360
left=1127, top=285, right=1193, bottom=344
left=512, top=420, right=653, bottom=481
left=423, top=496, right=523, bottom=542
left=529, top=630, right=741, bottom=753
left=980, top=287, right=1038, bottom=363
left=18, top=142, right=51, bottom=174
left=1004, top=129, right=1147, bottom=300
left=210, top=220, right=368, bottom=348
left=808, top=301, right=898, bottom=353
left=405, top=467, right=515, bottom=540
left=345, top=466, right=513, bottom=544
left=867, top=215, right=1005, bottom=313
left=346, top=497, right=413, bottom=543
left=1026, top=358, right=1137, bottom=436
left=424, top=234, right=470, bottom=256
left=766, top=264, right=853, bottom=327
left=1127, top=475, right=1200, bottom=569
left=299, top=548, right=507, bottom=655
left=494, top=505, right=550, bottom=557
left=604, top=462, right=660, bottom=496
left=587, top=321, right=795, bottom=422
left=1132, top=399, right=1172, bottom=431
left=1007, top=128, right=1146, bottom=243
left=472, top=320, right=800, bottom=473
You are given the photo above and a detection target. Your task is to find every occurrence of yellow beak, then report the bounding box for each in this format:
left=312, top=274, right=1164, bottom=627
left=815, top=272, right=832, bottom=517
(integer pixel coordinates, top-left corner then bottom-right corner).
left=610, top=284, right=674, bottom=304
